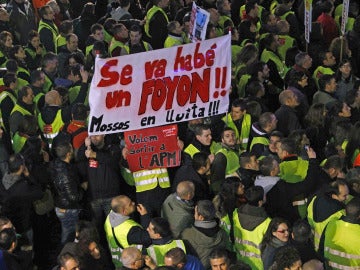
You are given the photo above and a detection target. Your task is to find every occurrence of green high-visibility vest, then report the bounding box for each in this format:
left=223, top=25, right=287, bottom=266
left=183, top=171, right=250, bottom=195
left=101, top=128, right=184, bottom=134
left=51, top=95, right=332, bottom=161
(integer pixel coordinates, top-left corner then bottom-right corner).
left=307, top=196, right=344, bottom=251
left=104, top=214, right=143, bottom=268
left=144, top=6, right=169, bottom=38
left=324, top=219, right=360, bottom=269
left=233, top=209, right=271, bottom=269
left=147, top=240, right=186, bottom=266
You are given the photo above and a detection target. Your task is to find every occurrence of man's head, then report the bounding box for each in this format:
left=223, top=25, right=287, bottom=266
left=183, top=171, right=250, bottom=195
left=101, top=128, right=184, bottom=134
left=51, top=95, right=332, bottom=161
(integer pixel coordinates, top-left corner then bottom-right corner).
left=45, top=90, right=62, bottom=106
left=268, top=131, right=283, bottom=153
left=42, top=52, right=58, bottom=73
left=90, top=134, right=105, bottom=148
left=167, top=21, right=183, bottom=35
left=3, top=73, right=17, bottom=90
left=72, top=103, right=88, bottom=121
left=176, top=181, right=195, bottom=201
left=195, top=200, right=216, bottom=221
left=129, top=24, right=143, bottom=45
left=39, top=5, right=55, bottom=21
left=30, top=70, right=46, bottom=87
left=17, top=86, right=34, bottom=105
left=259, top=156, right=279, bottom=177
left=121, top=247, right=143, bottom=269
left=230, top=99, right=247, bottom=120
left=55, top=142, right=74, bottom=162
left=194, top=124, right=212, bottom=146
left=273, top=246, right=302, bottom=270
left=345, top=197, right=360, bottom=222
left=320, top=51, right=336, bottom=67
left=111, top=195, right=136, bottom=216
left=245, top=185, right=264, bottom=207
left=66, top=33, right=79, bottom=52
left=91, top=23, right=105, bottom=41
left=58, top=253, right=80, bottom=270
left=279, top=90, right=299, bottom=108
left=164, top=247, right=187, bottom=269
left=209, top=248, right=230, bottom=270
left=277, top=138, right=297, bottom=160
left=319, top=74, right=337, bottom=93
left=112, top=23, right=129, bottom=40
left=291, top=219, right=311, bottom=243
left=240, top=152, right=259, bottom=171
left=322, top=155, right=342, bottom=179
left=327, top=180, right=349, bottom=203
left=221, top=128, right=236, bottom=148
left=345, top=168, right=360, bottom=195
left=258, top=112, right=277, bottom=133
left=192, top=152, right=211, bottom=175
left=245, top=0, right=259, bottom=18
left=147, top=217, right=172, bottom=239
left=295, top=52, right=312, bottom=70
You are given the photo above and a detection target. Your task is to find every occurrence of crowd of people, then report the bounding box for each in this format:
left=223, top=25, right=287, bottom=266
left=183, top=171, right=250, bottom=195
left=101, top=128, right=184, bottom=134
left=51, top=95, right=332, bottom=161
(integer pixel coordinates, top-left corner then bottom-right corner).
left=0, top=0, right=360, bottom=269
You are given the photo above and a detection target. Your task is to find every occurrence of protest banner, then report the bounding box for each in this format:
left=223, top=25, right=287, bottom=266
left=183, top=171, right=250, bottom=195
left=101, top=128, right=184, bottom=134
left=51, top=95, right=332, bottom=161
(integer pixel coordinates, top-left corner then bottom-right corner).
left=88, top=34, right=231, bottom=135
left=124, top=124, right=180, bottom=171
left=189, top=2, right=210, bottom=42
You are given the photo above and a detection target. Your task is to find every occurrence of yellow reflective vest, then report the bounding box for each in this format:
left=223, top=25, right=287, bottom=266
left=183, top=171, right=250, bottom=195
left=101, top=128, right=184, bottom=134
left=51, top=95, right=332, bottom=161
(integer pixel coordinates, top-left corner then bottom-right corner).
left=104, top=214, right=143, bottom=268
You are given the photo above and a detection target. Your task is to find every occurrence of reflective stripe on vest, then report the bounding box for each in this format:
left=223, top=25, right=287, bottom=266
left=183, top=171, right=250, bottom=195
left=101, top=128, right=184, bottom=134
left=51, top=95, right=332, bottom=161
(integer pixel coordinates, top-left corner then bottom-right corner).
left=132, top=168, right=170, bottom=192
left=233, top=209, right=270, bottom=269
left=324, top=220, right=360, bottom=269
left=38, top=109, right=64, bottom=148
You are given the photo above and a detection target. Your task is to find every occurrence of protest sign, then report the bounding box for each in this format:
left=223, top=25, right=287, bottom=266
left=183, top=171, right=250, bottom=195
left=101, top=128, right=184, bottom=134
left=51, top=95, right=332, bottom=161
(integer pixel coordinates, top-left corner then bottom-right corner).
left=124, top=124, right=180, bottom=171
left=88, top=34, right=231, bottom=135
left=189, top=2, right=210, bottom=42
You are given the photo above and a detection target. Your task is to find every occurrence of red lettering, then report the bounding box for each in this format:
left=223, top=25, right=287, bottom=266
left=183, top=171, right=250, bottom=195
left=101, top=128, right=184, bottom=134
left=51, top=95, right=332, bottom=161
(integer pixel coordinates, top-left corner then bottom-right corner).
left=98, top=59, right=119, bottom=87
left=174, top=43, right=216, bottom=72
left=151, top=79, right=167, bottom=111
left=190, top=68, right=210, bottom=103
left=145, top=59, right=167, bottom=80
left=106, top=90, right=131, bottom=108
left=139, top=80, right=155, bottom=114
left=138, top=69, right=210, bottom=114
left=176, top=75, right=191, bottom=106
left=164, top=76, right=180, bottom=109
left=121, top=65, right=133, bottom=85
left=97, top=60, right=133, bottom=87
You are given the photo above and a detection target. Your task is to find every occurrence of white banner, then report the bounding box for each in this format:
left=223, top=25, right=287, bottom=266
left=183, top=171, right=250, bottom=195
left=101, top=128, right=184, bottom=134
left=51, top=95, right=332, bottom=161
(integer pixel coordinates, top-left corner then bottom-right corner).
left=88, top=35, right=231, bottom=135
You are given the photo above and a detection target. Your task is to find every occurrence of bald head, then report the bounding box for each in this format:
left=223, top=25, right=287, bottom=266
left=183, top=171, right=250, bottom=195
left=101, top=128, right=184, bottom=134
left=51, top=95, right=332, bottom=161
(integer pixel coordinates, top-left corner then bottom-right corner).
left=176, top=181, right=195, bottom=200
left=45, top=90, right=61, bottom=106
left=111, top=195, right=135, bottom=215
left=302, top=259, right=324, bottom=270
left=121, top=247, right=142, bottom=268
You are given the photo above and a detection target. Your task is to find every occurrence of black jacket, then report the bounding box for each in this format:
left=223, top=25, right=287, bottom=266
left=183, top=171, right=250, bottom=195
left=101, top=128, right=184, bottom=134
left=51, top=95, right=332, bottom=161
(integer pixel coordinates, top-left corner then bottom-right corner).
left=1, top=173, right=43, bottom=233
left=265, top=158, right=320, bottom=225
left=50, top=158, right=83, bottom=209
left=77, top=140, right=126, bottom=200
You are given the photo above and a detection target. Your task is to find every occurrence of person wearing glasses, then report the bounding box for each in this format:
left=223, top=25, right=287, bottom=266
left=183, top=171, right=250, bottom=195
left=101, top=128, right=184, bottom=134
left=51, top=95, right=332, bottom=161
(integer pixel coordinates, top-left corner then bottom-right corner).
left=260, top=217, right=290, bottom=270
